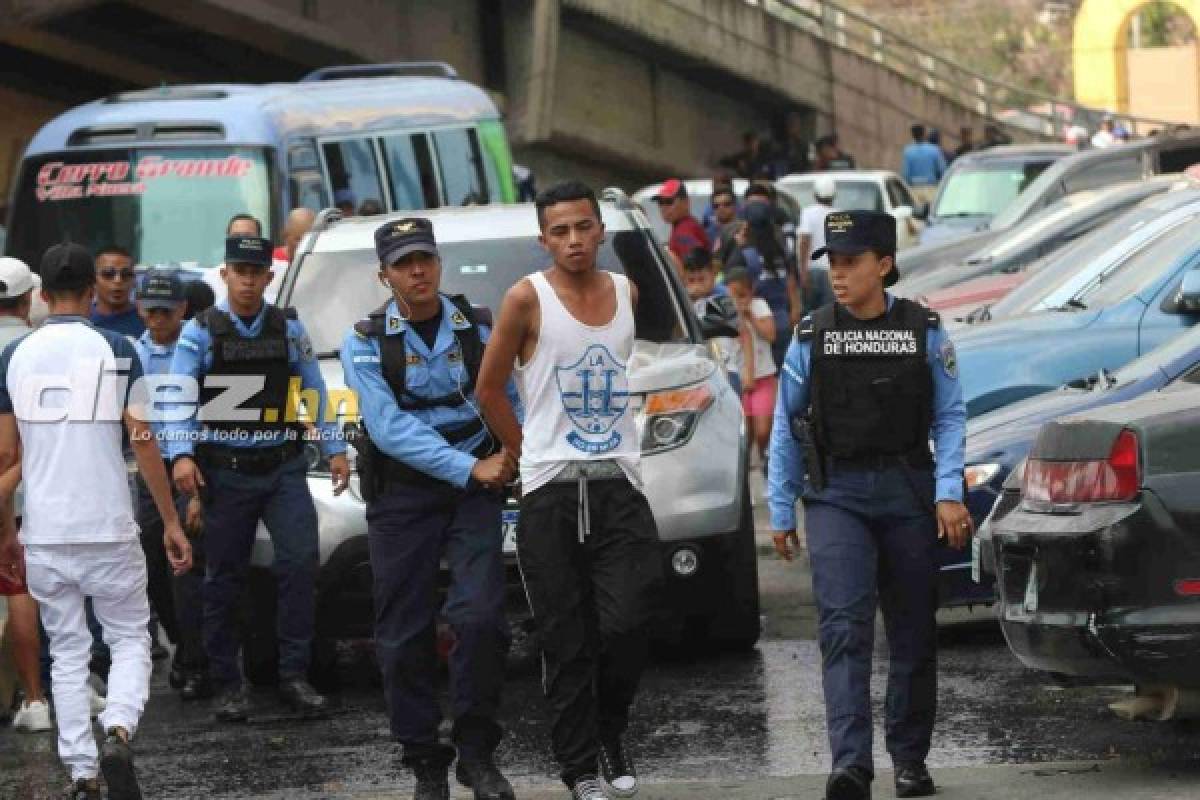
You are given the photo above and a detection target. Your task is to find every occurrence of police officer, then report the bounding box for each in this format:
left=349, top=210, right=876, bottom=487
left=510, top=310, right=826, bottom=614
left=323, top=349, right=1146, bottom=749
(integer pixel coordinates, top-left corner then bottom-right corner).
left=766, top=211, right=970, bottom=800
left=341, top=218, right=518, bottom=800
left=166, top=235, right=350, bottom=722
left=133, top=268, right=210, bottom=700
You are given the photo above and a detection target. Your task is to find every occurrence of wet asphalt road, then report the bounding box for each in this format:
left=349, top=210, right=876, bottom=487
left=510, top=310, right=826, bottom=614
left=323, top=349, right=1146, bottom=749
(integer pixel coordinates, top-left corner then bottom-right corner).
left=4, top=499, right=1200, bottom=798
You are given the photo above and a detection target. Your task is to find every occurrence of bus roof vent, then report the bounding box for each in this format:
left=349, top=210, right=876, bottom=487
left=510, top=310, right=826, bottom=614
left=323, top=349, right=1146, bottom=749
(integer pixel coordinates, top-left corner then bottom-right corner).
left=299, top=62, right=458, bottom=83
left=105, top=87, right=230, bottom=104
left=67, top=122, right=225, bottom=146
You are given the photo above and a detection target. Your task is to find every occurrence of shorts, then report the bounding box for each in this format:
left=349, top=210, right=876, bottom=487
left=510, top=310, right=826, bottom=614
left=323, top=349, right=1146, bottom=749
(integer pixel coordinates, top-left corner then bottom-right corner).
left=741, top=374, right=778, bottom=418
left=0, top=546, right=28, bottom=595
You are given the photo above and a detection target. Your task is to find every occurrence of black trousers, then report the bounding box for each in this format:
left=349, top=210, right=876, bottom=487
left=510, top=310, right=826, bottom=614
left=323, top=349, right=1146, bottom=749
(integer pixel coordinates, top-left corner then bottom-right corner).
left=368, top=481, right=510, bottom=766
left=516, top=476, right=663, bottom=787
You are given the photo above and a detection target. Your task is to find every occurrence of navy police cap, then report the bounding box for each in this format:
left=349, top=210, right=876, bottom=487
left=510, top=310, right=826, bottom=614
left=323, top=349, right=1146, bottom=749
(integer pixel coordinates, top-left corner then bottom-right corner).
left=140, top=267, right=185, bottom=310
left=812, top=210, right=899, bottom=287
left=376, top=217, right=437, bottom=266
left=225, top=235, right=272, bottom=267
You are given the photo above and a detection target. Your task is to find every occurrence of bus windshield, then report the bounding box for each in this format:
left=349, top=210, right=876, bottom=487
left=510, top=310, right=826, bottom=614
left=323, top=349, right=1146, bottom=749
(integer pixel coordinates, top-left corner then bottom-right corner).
left=7, top=146, right=272, bottom=268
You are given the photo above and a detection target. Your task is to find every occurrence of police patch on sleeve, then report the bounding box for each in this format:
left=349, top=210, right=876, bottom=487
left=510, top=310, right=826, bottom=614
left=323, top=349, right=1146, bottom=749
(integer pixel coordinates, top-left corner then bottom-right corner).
left=450, top=310, right=467, bottom=326
left=940, top=340, right=958, bottom=379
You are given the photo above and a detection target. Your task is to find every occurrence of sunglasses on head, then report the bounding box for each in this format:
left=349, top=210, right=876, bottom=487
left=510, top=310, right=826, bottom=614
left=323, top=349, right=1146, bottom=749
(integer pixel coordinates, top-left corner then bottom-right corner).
left=99, top=269, right=135, bottom=281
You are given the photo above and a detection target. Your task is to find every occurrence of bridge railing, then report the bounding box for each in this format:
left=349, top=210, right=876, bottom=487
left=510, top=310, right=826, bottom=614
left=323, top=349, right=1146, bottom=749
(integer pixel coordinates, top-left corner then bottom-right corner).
left=752, top=0, right=1179, bottom=139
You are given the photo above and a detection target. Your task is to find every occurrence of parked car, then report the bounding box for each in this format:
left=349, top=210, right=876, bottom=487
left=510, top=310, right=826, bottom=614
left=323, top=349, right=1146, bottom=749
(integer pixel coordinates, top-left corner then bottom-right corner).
left=919, top=144, right=1072, bottom=246
left=922, top=272, right=1028, bottom=325
left=967, top=188, right=1200, bottom=326
left=979, top=381, right=1200, bottom=696
left=897, top=176, right=1179, bottom=301
left=899, top=130, right=1200, bottom=281
left=954, top=325, right=1200, bottom=604
left=953, top=212, right=1200, bottom=417
left=632, top=178, right=800, bottom=246
left=242, top=192, right=759, bottom=684
left=776, top=170, right=924, bottom=249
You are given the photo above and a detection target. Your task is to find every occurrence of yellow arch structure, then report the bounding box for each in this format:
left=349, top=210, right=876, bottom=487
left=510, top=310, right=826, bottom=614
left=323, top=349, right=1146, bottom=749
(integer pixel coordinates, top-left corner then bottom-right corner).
left=1074, top=0, right=1200, bottom=113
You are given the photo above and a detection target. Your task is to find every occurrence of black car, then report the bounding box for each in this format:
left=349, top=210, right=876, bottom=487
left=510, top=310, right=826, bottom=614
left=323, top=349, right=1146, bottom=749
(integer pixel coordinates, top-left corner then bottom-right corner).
left=979, top=381, right=1200, bottom=691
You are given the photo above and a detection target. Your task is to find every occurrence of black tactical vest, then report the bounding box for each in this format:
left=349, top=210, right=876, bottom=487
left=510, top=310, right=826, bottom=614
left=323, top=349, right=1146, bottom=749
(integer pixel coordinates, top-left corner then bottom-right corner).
left=802, top=298, right=936, bottom=463
left=197, top=305, right=295, bottom=435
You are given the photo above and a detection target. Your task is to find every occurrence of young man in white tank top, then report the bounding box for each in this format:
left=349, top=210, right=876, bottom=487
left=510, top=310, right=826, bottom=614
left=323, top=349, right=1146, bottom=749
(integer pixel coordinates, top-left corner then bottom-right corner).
left=477, top=182, right=663, bottom=800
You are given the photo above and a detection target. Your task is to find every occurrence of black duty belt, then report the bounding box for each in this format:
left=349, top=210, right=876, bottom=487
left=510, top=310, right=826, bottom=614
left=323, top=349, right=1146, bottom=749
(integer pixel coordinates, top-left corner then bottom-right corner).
left=826, top=451, right=932, bottom=473
left=196, top=441, right=303, bottom=475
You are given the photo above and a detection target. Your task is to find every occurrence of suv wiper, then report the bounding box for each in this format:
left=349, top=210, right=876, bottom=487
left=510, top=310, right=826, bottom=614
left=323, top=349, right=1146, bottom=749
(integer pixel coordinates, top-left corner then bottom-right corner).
left=1052, top=298, right=1089, bottom=312
left=1099, top=367, right=1118, bottom=389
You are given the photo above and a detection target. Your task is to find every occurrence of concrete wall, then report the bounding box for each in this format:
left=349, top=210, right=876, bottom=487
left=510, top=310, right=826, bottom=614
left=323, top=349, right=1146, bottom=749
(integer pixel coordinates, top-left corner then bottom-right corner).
left=0, top=87, right=68, bottom=206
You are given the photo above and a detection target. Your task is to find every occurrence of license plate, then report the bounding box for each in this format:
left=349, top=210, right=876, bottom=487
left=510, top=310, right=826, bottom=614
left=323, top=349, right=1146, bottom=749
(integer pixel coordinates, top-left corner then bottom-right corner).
left=502, top=510, right=519, bottom=555
left=1023, top=562, right=1039, bottom=613
left=971, top=535, right=982, bottom=584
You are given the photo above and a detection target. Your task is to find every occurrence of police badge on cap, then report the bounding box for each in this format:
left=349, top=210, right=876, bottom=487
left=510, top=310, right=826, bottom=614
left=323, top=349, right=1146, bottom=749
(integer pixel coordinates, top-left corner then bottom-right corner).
left=375, top=217, right=438, bottom=266
left=812, top=210, right=899, bottom=287
left=225, top=235, right=272, bottom=267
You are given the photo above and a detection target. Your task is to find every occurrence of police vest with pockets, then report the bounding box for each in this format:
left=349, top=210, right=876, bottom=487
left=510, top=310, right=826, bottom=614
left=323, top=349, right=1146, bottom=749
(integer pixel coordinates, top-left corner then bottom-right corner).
left=197, top=305, right=296, bottom=435
left=796, top=298, right=937, bottom=463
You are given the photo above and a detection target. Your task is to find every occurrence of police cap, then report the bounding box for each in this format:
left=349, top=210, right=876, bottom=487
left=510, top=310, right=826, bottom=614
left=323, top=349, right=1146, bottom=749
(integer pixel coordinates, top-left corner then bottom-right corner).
left=375, top=217, right=438, bottom=266
left=139, top=267, right=185, bottom=310
left=812, top=210, right=899, bottom=287
left=225, top=235, right=272, bottom=268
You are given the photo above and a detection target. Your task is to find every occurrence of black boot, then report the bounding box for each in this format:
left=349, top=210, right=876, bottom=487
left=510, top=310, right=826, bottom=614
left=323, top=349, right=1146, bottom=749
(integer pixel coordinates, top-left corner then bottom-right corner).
left=100, top=728, right=143, bottom=800
left=455, top=755, right=515, bottom=800
left=278, top=677, right=329, bottom=717
left=213, top=683, right=249, bottom=722
left=895, top=763, right=936, bottom=798
left=412, top=760, right=450, bottom=800
left=180, top=670, right=214, bottom=701
left=63, top=778, right=101, bottom=800
left=825, top=766, right=871, bottom=800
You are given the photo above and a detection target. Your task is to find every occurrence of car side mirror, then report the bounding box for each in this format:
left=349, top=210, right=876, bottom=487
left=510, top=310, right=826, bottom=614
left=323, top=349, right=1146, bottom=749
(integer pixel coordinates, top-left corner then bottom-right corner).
left=1171, top=269, right=1200, bottom=314
left=698, top=294, right=740, bottom=340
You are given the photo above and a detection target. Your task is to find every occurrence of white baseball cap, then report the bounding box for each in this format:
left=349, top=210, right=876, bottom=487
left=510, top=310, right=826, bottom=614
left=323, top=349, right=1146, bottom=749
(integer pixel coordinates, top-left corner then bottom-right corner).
left=814, top=176, right=837, bottom=200
left=0, top=257, right=40, bottom=299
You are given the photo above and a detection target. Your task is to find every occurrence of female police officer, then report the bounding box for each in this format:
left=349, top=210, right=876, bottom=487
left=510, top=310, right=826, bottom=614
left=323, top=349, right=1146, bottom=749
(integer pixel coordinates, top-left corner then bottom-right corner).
left=766, top=210, right=970, bottom=800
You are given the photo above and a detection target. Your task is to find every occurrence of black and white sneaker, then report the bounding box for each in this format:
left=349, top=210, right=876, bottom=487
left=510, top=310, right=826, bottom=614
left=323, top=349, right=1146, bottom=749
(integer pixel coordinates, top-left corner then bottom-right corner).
left=599, top=738, right=637, bottom=797
left=100, top=729, right=143, bottom=800
left=570, top=775, right=611, bottom=800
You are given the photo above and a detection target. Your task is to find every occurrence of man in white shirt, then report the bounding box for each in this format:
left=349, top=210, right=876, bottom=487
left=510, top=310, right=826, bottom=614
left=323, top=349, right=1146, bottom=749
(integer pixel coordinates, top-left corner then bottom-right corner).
left=798, top=176, right=837, bottom=311
left=0, top=243, right=191, bottom=800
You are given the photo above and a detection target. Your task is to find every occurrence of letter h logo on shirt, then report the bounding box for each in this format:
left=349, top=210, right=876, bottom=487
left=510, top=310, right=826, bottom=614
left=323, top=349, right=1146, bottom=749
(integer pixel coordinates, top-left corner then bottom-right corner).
left=556, top=344, right=630, bottom=454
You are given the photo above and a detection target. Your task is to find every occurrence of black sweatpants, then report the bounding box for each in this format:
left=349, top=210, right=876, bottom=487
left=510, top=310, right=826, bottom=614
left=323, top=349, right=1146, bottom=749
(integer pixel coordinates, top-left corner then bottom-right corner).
left=516, top=475, right=663, bottom=788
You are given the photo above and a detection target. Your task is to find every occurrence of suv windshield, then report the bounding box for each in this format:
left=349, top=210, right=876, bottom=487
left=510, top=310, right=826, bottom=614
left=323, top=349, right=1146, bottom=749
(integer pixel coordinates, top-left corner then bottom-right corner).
left=7, top=146, right=272, bottom=268
left=934, top=161, right=1050, bottom=220
left=289, top=226, right=694, bottom=355
left=1072, top=219, right=1200, bottom=308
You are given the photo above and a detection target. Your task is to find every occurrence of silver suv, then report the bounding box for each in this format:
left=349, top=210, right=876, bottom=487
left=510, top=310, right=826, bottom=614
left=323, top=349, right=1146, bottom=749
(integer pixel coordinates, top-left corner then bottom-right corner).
left=242, top=192, right=757, bottom=684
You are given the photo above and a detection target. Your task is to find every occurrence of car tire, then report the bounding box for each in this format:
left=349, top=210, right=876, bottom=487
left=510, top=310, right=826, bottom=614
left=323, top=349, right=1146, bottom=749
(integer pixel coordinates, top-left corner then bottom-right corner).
left=242, top=568, right=339, bottom=690
left=699, top=479, right=762, bottom=652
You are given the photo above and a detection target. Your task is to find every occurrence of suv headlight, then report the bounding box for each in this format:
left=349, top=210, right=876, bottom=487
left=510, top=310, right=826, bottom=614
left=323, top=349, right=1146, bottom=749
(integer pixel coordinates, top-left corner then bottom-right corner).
left=964, top=463, right=1001, bottom=491
left=640, top=383, right=713, bottom=453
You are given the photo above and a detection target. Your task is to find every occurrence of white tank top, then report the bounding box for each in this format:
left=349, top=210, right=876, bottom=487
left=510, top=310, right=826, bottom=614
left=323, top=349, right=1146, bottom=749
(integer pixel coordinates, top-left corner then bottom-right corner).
left=516, top=270, right=642, bottom=494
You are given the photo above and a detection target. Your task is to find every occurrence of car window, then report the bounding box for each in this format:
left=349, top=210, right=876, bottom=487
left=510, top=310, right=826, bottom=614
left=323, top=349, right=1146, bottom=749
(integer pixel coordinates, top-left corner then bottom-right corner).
left=322, top=138, right=385, bottom=215
left=290, top=229, right=692, bottom=355
left=1074, top=220, right=1200, bottom=308
left=1159, top=146, right=1200, bottom=174
left=888, top=179, right=915, bottom=209
left=381, top=133, right=440, bottom=210
left=433, top=128, right=490, bottom=206
left=1061, top=155, right=1142, bottom=194
left=784, top=181, right=883, bottom=212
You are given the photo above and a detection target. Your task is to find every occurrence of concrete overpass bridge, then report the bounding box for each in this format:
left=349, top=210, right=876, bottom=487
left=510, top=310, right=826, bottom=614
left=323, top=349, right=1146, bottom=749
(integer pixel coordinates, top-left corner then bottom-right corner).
left=0, top=0, right=1126, bottom=193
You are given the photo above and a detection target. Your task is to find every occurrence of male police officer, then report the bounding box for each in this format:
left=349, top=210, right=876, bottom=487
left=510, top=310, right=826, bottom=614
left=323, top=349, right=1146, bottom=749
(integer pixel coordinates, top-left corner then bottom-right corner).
left=341, top=218, right=519, bottom=800
left=767, top=211, right=969, bottom=800
left=133, top=268, right=210, bottom=701
left=167, top=235, right=350, bottom=722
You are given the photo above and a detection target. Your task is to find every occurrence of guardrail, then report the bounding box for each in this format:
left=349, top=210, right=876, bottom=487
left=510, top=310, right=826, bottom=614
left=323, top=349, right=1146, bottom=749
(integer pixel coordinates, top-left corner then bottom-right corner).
left=752, top=0, right=1181, bottom=140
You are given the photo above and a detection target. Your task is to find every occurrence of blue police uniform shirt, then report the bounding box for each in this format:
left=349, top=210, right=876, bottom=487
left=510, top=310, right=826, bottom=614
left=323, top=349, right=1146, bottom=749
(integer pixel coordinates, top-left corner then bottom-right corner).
left=766, top=293, right=967, bottom=532
left=901, top=142, right=947, bottom=187
left=134, top=330, right=178, bottom=458
left=164, top=299, right=347, bottom=460
left=340, top=295, right=522, bottom=490
left=90, top=304, right=146, bottom=338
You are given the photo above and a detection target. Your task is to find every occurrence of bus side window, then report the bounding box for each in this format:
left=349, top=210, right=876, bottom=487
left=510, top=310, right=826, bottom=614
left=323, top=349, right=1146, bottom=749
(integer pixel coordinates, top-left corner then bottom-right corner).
left=433, top=128, right=489, bottom=206
left=382, top=133, right=440, bottom=210
left=290, top=172, right=326, bottom=212
left=322, top=139, right=385, bottom=214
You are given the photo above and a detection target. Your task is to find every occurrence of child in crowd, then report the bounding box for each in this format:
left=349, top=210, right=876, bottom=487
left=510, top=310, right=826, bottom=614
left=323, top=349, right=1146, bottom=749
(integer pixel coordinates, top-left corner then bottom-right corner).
left=683, top=248, right=751, bottom=394
left=725, top=267, right=777, bottom=470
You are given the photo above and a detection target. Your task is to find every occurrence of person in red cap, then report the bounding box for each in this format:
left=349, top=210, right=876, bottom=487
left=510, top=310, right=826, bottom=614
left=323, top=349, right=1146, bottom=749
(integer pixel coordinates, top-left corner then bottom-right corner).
left=654, top=179, right=710, bottom=269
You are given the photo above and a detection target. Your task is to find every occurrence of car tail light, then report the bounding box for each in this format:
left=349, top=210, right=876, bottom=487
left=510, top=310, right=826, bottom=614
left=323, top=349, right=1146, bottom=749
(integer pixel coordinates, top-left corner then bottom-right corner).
left=1023, top=429, right=1141, bottom=505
